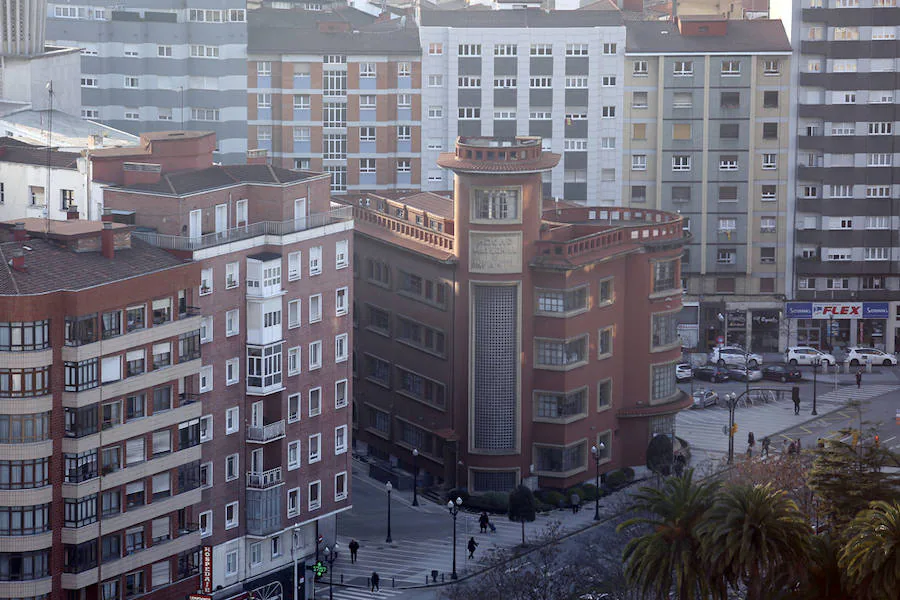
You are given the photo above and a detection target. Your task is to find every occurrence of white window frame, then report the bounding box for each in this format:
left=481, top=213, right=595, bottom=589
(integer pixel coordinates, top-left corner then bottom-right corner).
left=225, top=309, right=240, bottom=337
left=308, top=434, right=322, bottom=464
left=225, top=262, right=239, bottom=289
left=225, top=358, right=239, bottom=386
left=335, top=287, right=349, bottom=316
left=199, top=510, right=212, bottom=538
left=288, top=299, right=301, bottom=329
left=335, top=471, right=348, bottom=501
left=288, top=393, right=301, bottom=423
left=225, top=407, right=239, bottom=435
left=288, top=441, right=301, bottom=470
left=308, top=480, right=322, bottom=511
left=309, top=246, right=322, bottom=276
left=335, top=425, right=348, bottom=455
left=288, top=346, right=301, bottom=376
left=199, top=366, right=213, bottom=393
left=287, top=488, right=300, bottom=517
left=200, top=415, right=213, bottom=442
left=335, top=379, right=349, bottom=409
left=335, top=333, right=349, bottom=363
left=225, top=454, right=238, bottom=482
left=335, top=240, right=349, bottom=269
left=288, top=251, right=301, bottom=281
left=309, top=340, right=322, bottom=370
left=225, top=501, right=238, bottom=529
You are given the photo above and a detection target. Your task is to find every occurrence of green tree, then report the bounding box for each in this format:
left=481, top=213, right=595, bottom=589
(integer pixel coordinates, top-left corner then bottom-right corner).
left=798, top=534, right=851, bottom=600
left=807, top=431, right=900, bottom=535
left=617, top=469, right=720, bottom=600
left=698, top=484, right=811, bottom=600
left=646, top=434, right=674, bottom=478
left=838, top=501, right=900, bottom=600
left=508, top=484, right=537, bottom=546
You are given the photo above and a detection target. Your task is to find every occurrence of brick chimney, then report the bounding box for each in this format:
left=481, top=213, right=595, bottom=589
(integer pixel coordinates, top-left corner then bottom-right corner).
left=12, top=223, right=28, bottom=241
left=101, top=209, right=115, bottom=223
left=9, top=249, right=25, bottom=272
left=67, top=204, right=79, bottom=220
left=101, top=222, right=115, bottom=259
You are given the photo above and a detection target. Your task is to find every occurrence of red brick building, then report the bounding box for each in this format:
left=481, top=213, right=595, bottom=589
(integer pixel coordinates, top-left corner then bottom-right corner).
left=98, top=131, right=354, bottom=599
left=0, top=218, right=203, bottom=599
left=343, top=136, right=690, bottom=493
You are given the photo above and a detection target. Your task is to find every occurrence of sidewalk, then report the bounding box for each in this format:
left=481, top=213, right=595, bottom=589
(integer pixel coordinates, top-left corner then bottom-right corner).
left=325, top=459, right=627, bottom=596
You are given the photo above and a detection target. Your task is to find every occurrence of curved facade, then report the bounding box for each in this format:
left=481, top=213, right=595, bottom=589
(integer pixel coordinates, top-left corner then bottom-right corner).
left=349, top=135, right=690, bottom=493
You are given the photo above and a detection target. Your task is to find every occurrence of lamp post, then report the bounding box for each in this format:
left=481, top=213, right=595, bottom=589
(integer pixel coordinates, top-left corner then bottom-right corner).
left=447, top=497, right=463, bottom=579
left=412, top=449, right=419, bottom=507
left=811, top=356, right=820, bottom=416
left=726, top=392, right=737, bottom=464
left=590, top=443, right=605, bottom=521
left=385, top=481, right=393, bottom=543
left=323, top=543, right=339, bottom=600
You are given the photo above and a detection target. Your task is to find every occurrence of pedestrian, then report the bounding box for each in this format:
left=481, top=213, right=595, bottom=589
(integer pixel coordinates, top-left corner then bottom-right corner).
left=478, top=512, right=489, bottom=534
left=782, top=439, right=788, bottom=455
left=370, top=571, right=380, bottom=592
left=348, top=539, right=359, bottom=564
left=762, top=436, right=770, bottom=457
left=488, top=521, right=497, bottom=534
left=467, top=537, right=478, bottom=559
left=856, top=369, right=862, bottom=389
left=748, top=431, right=755, bottom=450
left=570, top=493, right=580, bottom=514
left=788, top=441, right=797, bottom=455
left=792, top=386, right=800, bottom=415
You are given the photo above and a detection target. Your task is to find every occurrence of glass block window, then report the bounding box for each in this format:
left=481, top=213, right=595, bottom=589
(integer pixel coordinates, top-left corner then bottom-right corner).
left=471, top=470, right=517, bottom=494
left=473, top=285, right=517, bottom=451
left=651, top=362, right=677, bottom=402
left=651, top=312, right=679, bottom=348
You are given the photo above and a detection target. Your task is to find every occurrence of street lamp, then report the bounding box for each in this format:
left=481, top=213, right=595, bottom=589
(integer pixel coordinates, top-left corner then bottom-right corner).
left=447, top=496, right=463, bottom=579
left=726, top=392, right=737, bottom=464
left=590, top=443, right=605, bottom=521
left=323, top=543, right=339, bottom=600
left=811, top=356, right=821, bottom=416
left=411, top=449, right=419, bottom=507
left=385, top=481, right=393, bottom=543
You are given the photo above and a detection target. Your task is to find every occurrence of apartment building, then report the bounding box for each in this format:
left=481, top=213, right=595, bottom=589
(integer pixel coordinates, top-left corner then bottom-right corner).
left=418, top=7, right=626, bottom=203
left=98, top=131, right=354, bottom=599
left=622, top=16, right=793, bottom=352
left=45, top=1, right=249, bottom=164
left=0, top=218, right=203, bottom=599
left=247, top=3, right=422, bottom=194
left=340, top=135, right=689, bottom=493
left=773, top=0, right=900, bottom=354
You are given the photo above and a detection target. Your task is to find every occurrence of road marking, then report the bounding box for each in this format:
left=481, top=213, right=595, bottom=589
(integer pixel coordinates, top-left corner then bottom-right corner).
left=799, top=426, right=813, bottom=434
left=882, top=435, right=897, bottom=445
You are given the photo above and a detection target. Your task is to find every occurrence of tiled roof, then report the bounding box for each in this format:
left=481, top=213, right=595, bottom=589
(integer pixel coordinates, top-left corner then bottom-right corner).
left=625, top=19, right=792, bottom=53
left=0, top=237, right=188, bottom=296
left=0, top=138, right=80, bottom=169
left=420, top=7, right=624, bottom=28
left=112, top=164, right=318, bottom=196
left=436, top=151, right=561, bottom=173
left=248, top=7, right=421, bottom=55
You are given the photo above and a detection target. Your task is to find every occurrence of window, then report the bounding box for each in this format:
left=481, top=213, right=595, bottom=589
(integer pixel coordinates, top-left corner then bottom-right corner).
left=633, top=60, right=649, bottom=76
left=535, top=336, right=588, bottom=368
left=719, top=186, right=738, bottom=202
left=632, top=123, right=647, bottom=140
left=309, top=341, right=322, bottom=370
left=761, top=185, right=777, bottom=201
left=600, top=137, right=615, bottom=149
left=862, top=277, right=886, bottom=290
left=601, top=106, right=616, bottom=118
left=834, top=26, right=859, bottom=41
left=718, top=218, right=737, bottom=235
left=719, top=156, right=738, bottom=171
left=287, top=346, right=301, bottom=376
left=631, top=155, right=647, bottom=171
left=225, top=454, right=238, bottom=482
left=473, top=188, right=519, bottom=221
left=335, top=379, right=348, bottom=409
left=200, top=268, right=213, bottom=296
left=459, top=107, right=481, bottom=119
left=651, top=362, right=677, bottom=401
left=868, top=153, right=892, bottom=167
left=428, top=106, right=443, bottom=119
left=308, top=434, right=322, bottom=463
left=762, top=154, right=777, bottom=169
left=124, top=76, right=139, bottom=88
left=631, top=186, right=647, bottom=205
left=721, top=60, right=741, bottom=75
left=865, top=216, right=889, bottom=230
left=632, top=91, right=648, bottom=108
left=288, top=441, right=301, bottom=470
left=225, top=502, right=238, bottom=529
left=763, top=91, right=779, bottom=108
left=760, top=247, right=776, bottom=264
left=672, top=155, right=691, bottom=171
left=534, top=442, right=587, bottom=474
left=566, top=76, right=588, bottom=88
left=824, top=249, right=852, bottom=262
left=334, top=471, right=349, bottom=501
left=225, top=310, right=239, bottom=337
left=496, top=43, right=518, bottom=56
left=335, top=425, right=348, bottom=454
left=308, top=480, right=322, bottom=510
left=867, top=186, right=891, bottom=198
left=200, top=316, right=213, bottom=343
left=868, top=122, right=893, bottom=136
left=760, top=217, right=777, bottom=233
left=309, top=246, right=322, bottom=275
left=287, top=488, right=300, bottom=517
left=865, top=247, right=889, bottom=261
left=427, top=74, right=443, bottom=87
left=673, top=123, right=691, bottom=140
left=827, top=278, right=850, bottom=290
left=674, top=61, right=693, bottom=76
left=288, top=393, right=301, bottom=423
left=335, top=334, right=349, bottom=362
left=763, top=60, right=780, bottom=75
left=397, top=125, right=412, bottom=141
left=288, top=299, right=301, bottom=329
left=530, top=43, right=552, bottom=56
left=458, top=44, right=481, bottom=56
left=720, top=92, right=740, bottom=109
left=762, top=123, right=778, bottom=139
left=199, top=365, right=213, bottom=392
left=335, top=287, right=349, bottom=316
left=653, top=259, right=678, bottom=292
left=224, top=407, right=239, bottom=435
left=535, top=389, right=587, bottom=421
left=494, top=77, right=517, bottom=89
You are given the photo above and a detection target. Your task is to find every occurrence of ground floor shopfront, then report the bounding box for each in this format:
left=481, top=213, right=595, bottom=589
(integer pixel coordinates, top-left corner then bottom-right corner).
left=687, top=299, right=787, bottom=353
left=785, top=302, right=898, bottom=354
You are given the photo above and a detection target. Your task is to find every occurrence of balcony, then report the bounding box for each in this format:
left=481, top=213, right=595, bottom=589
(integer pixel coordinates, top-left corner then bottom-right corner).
left=132, top=207, right=352, bottom=252
left=247, top=420, right=286, bottom=444
left=246, top=467, right=283, bottom=490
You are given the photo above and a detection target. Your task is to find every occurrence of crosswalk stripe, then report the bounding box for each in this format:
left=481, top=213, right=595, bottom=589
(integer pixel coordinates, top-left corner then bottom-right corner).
left=315, top=585, right=405, bottom=600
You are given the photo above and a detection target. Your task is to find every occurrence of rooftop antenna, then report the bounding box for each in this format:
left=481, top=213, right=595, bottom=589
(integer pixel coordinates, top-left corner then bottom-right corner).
left=44, top=80, right=53, bottom=236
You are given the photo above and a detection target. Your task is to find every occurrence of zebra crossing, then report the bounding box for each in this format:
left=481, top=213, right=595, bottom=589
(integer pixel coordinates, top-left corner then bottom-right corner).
left=676, top=384, right=900, bottom=457
left=313, top=584, right=406, bottom=600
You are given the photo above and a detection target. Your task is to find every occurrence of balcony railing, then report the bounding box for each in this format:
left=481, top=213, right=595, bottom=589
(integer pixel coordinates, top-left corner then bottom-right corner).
left=133, top=207, right=352, bottom=251
left=247, top=467, right=283, bottom=490
left=247, top=420, right=286, bottom=443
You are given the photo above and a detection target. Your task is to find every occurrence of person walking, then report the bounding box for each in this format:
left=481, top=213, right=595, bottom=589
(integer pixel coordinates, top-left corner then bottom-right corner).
left=370, top=571, right=380, bottom=592
left=478, top=512, right=489, bottom=534
left=467, top=537, right=478, bottom=559
left=792, top=386, right=801, bottom=415
left=570, top=493, right=580, bottom=514
left=762, top=436, right=770, bottom=457
left=348, top=539, right=359, bottom=564
left=856, top=369, right=863, bottom=389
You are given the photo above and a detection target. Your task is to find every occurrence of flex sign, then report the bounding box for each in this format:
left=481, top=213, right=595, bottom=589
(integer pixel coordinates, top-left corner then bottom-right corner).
left=814, top=303, right=862, bottom=319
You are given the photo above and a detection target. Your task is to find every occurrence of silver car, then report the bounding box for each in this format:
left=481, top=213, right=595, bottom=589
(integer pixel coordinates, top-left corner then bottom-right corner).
left=691, top=389, right=719, bottom=409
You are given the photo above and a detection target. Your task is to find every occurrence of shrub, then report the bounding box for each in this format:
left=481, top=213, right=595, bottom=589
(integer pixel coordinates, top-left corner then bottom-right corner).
left=540, top=490, right=565, bottom=508
left=565, top=486, right=585, bottom=503
left=622, top=467, right=635, bottom=482
left=605, top=469, right=629, bottom=490
left=581, top=483, right=599, bottom=501
left=464, top=491, right=509, bottom=514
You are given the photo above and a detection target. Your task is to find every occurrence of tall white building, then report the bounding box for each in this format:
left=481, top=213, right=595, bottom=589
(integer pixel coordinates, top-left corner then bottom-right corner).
left=418, top=6, right=626, bottom=204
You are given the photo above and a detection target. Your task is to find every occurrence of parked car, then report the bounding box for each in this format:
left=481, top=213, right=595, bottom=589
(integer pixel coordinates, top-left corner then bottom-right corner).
left=709, top=346, right=763, bottom=369
left=727, top=367, right=763, bottom=382
left=676, top=363, right=693, bottom=382
left=761, top=365, right=803, bottom=382
left=691, top=389, right=719, bottom=409
left=785, top=346, right=836, bottom=367
left=846, top=347, right=898, bottom=367
left=693, top=365, right=730, bottom=383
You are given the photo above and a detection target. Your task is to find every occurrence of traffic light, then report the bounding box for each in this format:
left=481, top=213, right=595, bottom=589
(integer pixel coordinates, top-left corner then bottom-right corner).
left=730, top=423, right=738, bottom=436
left=875, top=435, right=880, bottom=448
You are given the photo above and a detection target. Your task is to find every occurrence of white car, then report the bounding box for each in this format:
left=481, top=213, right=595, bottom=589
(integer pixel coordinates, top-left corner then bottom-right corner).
left=785, top=346, right=836, bottom=367
left=709, top=346, right=763, bottom=369
left=847, top=347, right=898, bottom=367
left=676, top=363, right=693, bottom=382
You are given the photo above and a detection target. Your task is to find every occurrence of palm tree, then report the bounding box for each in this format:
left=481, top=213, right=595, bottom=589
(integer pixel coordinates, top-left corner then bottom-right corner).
left=797, top=534, right=851, bottom=600
left=838, top=500, right=900, bottom=600
left=698, top=484, right=811, bottom=600
left=617, top=469, right=720, bottom=599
